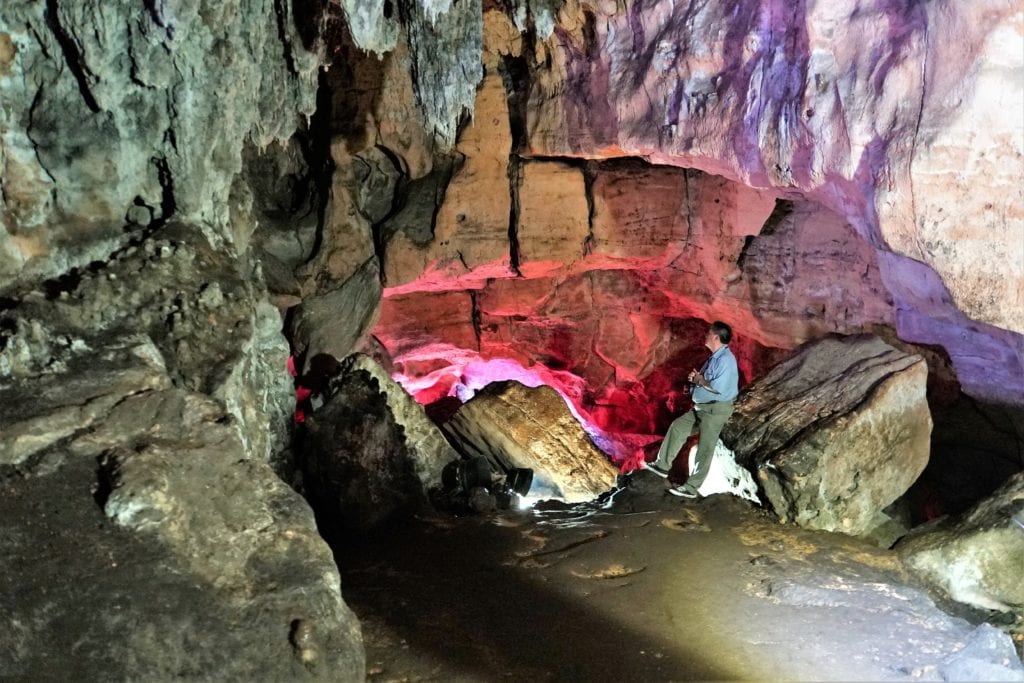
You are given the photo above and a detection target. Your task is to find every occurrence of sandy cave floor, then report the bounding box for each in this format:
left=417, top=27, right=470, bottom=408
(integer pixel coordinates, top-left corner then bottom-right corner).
left=338, top=473, right=1023, bottom=682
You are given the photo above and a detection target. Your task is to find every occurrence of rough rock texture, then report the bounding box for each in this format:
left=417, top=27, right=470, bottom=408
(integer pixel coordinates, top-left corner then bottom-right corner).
left=897, top=470, right=1024, bottom=614
left=347, top=353, right=460, bottom=492
left=1, top=336, right=170, bottom=472
left=368, top=3, right=1024, bottom=434
left=0, top=223, right=293, bottom=466
left=442, top=381, right=619, bottom=502
left=722, top=335, right=932, bottom=538
left=0, top=374, right=364, bottom=679
left=301, top=361, right=455, bottom=534
left=0, top=0, right=322, bottom=289
left=524, top=0, right=1024, bottom=340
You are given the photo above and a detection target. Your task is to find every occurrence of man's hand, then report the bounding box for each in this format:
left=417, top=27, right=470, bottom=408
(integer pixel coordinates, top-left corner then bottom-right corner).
left=689, top=369, right=720, bottom=394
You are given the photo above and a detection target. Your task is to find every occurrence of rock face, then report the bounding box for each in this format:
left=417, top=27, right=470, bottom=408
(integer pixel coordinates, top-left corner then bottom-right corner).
left=897, top=470, right=1024, bottom=614
left=0, top=364, right=364, bottom=679
left=442, top=381, right=619, bottom=502
left=365, top=2, right=1024, bottom=445
left=722, top=335, right=932, bottom=538
left=0, top=0, right=322, bottom=289
left=0, top=223, right=293, bottom=467
left=524, top=1, right=1024, bottom=339
left=301, top=357, right=458, bottom=534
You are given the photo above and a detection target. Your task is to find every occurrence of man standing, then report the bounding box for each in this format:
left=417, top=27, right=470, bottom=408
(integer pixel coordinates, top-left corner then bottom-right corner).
left=642, top=321, right=739, bottom=498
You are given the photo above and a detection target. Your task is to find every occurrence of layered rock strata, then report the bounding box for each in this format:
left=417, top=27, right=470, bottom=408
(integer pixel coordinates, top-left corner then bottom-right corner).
left=722, top=335, right=932, bottom=539
left=442, top=380, right=619, bottom=502
left=368, top=2, right=1024, bottom=423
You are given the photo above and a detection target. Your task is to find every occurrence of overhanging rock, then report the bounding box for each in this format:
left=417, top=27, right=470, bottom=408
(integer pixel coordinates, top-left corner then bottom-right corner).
left=722, top=334, right=932, bottom=539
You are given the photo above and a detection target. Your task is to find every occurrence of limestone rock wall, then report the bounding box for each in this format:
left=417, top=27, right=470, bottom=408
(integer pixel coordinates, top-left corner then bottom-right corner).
left=367, top=2, right=1024, bottom=432
left=0, top=0, right=322, bottom=289
left=525, top=0, right=1023, bottom=338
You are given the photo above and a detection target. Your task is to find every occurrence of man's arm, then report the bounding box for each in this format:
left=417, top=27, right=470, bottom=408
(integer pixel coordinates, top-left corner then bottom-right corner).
left=690, top=355, right=735, bottom=395
left=688, top=366, right=720, bottom=393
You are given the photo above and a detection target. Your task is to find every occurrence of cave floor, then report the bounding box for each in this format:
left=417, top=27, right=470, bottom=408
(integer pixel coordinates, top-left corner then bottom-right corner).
left=338, top=473, right=1019, bottom=682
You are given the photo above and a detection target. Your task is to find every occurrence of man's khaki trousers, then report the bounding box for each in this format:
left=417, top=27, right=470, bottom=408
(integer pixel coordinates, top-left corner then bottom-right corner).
left=652, top=401, right=734, bottom=489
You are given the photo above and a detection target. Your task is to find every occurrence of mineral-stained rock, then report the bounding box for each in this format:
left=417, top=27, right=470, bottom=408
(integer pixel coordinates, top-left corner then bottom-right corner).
left=0, top=0, right=322, bottom=290
left=722, top=335, right=932, bottom=539
left=441, top=381, right=619, bottom=503
left=897, top=470, right=1024, bottom=614
left=301, top=362, right=452, bottom=534
left=523, top=1, right=1024, bottom=338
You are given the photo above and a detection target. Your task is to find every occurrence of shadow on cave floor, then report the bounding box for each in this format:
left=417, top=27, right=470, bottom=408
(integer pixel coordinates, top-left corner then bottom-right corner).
left=336, top=474, right=1014, bottom=682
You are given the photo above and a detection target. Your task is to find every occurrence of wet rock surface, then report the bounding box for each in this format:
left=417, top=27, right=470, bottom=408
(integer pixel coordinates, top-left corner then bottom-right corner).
left=442, top=380, right=619, bottom=502
left=723, top=335, right=932, bottom=540
left=340, top=473, right=1024, bottom=682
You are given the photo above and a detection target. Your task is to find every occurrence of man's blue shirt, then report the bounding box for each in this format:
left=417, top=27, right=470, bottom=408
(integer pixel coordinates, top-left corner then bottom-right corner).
left=691, top=345, right=739, bottom=403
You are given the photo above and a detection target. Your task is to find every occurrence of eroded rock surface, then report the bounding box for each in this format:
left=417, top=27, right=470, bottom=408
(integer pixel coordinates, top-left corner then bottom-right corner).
left=0, top=378, right=364, bottom=680
left=0, top=0, right=322, bottom=289
left=898, top=470, right=1024, bottom=615
left=722, top=335, right=932, bottom=539
left=0, top=223, right=292, bottom=466
left=442, top=381, right=619, bottom=502
left=301, top=358, right=457, bottom=534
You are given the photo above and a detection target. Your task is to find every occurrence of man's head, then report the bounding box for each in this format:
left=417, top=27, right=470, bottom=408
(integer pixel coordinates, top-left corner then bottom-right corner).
left=705, top=321, right=732, bottom=350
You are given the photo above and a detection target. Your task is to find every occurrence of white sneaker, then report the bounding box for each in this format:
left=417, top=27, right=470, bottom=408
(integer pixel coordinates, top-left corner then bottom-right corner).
left=668, top=484, right=699, bottom=498
left=640, top=461, right=669, bottom=478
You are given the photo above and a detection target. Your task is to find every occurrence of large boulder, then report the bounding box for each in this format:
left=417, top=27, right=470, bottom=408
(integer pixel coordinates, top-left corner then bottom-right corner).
left=0, top=369, right=364, bottom=679
left=301, top=356, right=457, bottom=534
left=722, top=335, right=932, bottom=539
left=897, top=470, right=1024, bottom=614
left=347, top=354, right=460, bottom=492
left=441, top=381, right=619, bottom=503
